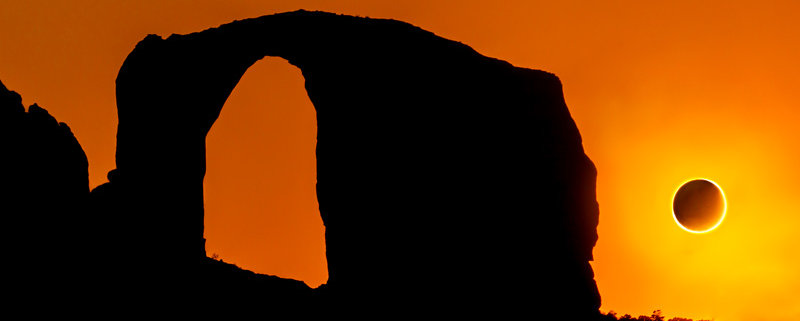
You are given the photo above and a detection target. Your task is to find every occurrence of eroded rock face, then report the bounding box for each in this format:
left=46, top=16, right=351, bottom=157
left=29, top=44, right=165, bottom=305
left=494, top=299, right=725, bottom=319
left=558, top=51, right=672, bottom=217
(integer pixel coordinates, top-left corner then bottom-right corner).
left=0, top=80, right=89, bottom=298
left=112, top=10, right=600, bottom=317
left=0, top=81, right=88, bottom=205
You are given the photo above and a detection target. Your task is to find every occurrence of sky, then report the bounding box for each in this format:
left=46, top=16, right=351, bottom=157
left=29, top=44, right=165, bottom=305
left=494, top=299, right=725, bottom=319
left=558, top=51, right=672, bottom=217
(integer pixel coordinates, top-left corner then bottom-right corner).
left=2, top=1, right=799, bottom=320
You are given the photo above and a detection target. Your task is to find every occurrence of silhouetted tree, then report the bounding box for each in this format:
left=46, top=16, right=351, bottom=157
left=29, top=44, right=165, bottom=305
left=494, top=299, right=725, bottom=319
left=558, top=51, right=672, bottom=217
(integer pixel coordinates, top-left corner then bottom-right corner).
left=652, top=310, right=665, bottom=321
left=600, top=310, right=619, bottom=321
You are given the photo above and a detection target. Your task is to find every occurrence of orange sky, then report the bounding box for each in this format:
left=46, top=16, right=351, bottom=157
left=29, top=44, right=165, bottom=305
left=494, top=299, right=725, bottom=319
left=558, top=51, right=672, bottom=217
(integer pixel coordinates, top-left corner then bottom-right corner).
left=2, top=1, right=799, bottom=319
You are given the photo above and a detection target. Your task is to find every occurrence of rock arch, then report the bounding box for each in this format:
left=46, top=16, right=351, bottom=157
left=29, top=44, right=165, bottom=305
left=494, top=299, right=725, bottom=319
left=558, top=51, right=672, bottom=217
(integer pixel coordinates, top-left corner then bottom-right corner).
left=109, top=10, right=600, bottom=318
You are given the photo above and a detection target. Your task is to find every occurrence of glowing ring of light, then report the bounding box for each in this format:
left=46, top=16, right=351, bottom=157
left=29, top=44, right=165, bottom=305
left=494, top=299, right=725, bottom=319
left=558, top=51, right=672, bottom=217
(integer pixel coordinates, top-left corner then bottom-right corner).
left=671, top=178, right=727, bottom=234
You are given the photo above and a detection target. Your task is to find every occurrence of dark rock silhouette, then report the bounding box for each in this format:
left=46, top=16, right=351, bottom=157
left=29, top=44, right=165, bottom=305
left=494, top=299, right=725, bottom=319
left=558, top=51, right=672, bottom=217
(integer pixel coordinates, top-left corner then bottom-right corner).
left=2, top=10, right=600, bottom=318
left=1, top=80, right=89, bottom=301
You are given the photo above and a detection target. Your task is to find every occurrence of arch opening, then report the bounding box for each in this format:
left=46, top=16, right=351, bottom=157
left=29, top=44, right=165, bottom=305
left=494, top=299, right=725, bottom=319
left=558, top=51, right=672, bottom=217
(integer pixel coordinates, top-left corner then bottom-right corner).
left=204, top=57, right=327, bottom=287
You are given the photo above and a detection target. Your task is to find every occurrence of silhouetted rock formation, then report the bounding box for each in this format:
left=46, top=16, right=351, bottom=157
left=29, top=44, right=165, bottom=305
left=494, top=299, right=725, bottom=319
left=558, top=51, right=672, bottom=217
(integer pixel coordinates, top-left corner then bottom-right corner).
left=0, top=80, right=88, bottom=299
left=110, top=10, right=600, bottom=317
left=1, top=10, right=601, bottom=318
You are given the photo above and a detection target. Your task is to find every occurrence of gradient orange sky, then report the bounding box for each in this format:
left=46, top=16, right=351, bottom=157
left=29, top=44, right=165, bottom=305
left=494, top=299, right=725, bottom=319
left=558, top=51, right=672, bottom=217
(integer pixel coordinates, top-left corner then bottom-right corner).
left=2, top=1, right=799, bottom=319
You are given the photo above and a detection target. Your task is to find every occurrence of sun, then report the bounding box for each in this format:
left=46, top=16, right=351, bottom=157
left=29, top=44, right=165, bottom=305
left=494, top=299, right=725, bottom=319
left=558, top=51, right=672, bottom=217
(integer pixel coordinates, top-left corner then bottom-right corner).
left=671, top=178, right=727, bottom=234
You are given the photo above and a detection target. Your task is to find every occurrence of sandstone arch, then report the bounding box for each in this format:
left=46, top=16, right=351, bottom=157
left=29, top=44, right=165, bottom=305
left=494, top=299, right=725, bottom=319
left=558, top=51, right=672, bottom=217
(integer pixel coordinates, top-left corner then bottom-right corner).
left=109, top=10, right=600, bottom=318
